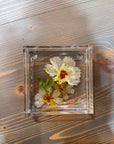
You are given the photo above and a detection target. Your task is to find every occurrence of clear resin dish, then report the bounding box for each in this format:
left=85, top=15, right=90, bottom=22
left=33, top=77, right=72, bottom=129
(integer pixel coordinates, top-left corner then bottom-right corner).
left=23, top=46, right=93, bottom=116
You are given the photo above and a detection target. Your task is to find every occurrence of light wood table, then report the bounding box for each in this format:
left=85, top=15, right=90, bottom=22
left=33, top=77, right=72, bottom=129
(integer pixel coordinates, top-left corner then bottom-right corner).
left=0, top=0, right=114, bottom=144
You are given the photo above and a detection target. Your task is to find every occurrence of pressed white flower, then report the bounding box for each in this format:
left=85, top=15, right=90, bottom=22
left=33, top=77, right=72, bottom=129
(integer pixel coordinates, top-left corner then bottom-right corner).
left=35, top=88, right=61, bottom=108
left=52, top=84, right=70, bottom=100
left=45, top=56, right=81, bottom=86
left=45, top=86, right=52, bottom=93
left=52, top=90, right=60, bottom=98
left=63, top=94, right=68, bottom=100
left=44, top=64, right=57, bottom=77
left=63, top=56, right=76, bottom=67
left=52, top=90, right=65, bottom=104
left=67, top=85, right=75, bottom=94
left=34, top=92, right=44, bottom=108
left=55, top=98, right=63, bottom=104
left=50, top=56, right=62, bottom=71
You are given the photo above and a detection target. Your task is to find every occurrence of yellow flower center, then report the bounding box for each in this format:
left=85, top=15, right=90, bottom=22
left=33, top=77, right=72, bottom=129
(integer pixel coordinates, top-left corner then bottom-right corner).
left=60, top=70, right=68, bottom=79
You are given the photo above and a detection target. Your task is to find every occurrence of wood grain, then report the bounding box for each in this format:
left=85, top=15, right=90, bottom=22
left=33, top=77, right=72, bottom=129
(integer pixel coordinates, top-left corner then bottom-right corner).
left=0, top=0, right=90, bottom=25
left=0, top=0, right=114, bottom=144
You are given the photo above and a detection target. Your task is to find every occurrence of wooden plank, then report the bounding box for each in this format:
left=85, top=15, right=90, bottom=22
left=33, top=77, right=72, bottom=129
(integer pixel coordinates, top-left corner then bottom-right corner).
left=0, top=0, right=90, bottom=25
left=0, top=83, right=113, bottom=143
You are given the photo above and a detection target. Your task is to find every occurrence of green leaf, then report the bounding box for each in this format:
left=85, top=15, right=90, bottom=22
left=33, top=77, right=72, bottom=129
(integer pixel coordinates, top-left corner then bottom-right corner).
left=37, top=76, right=45, bottom=90
left=39, top=81, right=44, bottom=90
left=37, top=76, right=54, bottom=91
left=37, top=76, right=44, bottom=81
left=45, top=77, right=54, bottom=87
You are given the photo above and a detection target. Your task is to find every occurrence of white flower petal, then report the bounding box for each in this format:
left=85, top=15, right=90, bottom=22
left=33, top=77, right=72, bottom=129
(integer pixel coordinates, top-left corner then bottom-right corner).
left=63, top=56, right=76, bottom=67
left=53, top=90, right=60, bottom=98
left=35, top=93, right=40, bottom=100
left=73, top=67, right=81, bottom=74
left=67, top=85, right=75, bottom=94
left=35, top=99, right=43, bottom=108
left=69, top=67, right=81, bottom=74
left=67, top=76, right=80, bottom=86
left=45, top=64, right=57, bottom=76
left=63, top=94, right=68, bottom=100
left=46, top=86, right=52, bottom=93
left=50, top=57, right=62, bottom=70
left=34, top=92, right=43, bottom=108
left=55, top=98, right=63, bottom=104
left=66, top=66, right=81, bottom=86
left=35, top=90, right=46, bottom=100
left=39, top=90, right=46, bottom=97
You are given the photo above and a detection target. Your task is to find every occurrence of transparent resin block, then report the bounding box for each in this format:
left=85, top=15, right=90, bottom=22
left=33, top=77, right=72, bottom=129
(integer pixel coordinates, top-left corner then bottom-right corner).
left=23, top=46, right=93, bottom=116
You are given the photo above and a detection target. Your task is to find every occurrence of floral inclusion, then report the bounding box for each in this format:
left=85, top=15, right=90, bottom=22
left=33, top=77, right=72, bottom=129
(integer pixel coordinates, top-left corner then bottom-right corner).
left=34, top=56, right=81, bottom=108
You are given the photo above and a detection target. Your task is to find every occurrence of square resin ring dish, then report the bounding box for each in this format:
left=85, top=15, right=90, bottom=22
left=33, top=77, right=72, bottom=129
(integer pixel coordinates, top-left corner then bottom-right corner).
left=23, top=46, right=93, bottom=116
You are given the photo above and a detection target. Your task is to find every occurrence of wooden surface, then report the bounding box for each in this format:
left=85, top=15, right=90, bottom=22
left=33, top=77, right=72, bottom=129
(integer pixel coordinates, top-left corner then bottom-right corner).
left=0, top=0, right=114, bottom=143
